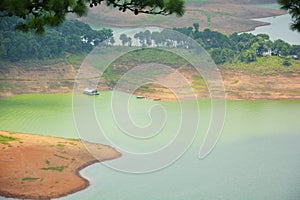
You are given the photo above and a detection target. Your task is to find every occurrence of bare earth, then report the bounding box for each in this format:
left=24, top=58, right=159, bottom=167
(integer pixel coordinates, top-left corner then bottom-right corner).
left=74, top=1, right=285, bottom=34
left=0, top=131, right=121, bottom=199
left=131, top=67, right=300, bottom=101
left=0, top=62, right=299, bottom=100
left=221, top=70, right=300, bottom=100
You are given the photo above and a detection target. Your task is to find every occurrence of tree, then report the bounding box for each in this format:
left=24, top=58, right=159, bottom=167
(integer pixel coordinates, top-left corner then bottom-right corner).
left=143, top=30, right=152, bottom=46
left=209, top=48, right=234, bottom=64
left=127, top=37, right=132, bottom=47
left=0, top=16, right=113, bottom=61
left=209, top=48, right=223, bottom=64
left=278, top=0, right=300, bottom=32
left=151, top=31, right=165, bottom=47
left=119, top=33, right=129, bottom=46
left=109, top=37, right=115, bottom=46
left=193, top=23, right=199, bottom=32
left=283, top=57, right=292, bottom=66
left=0, top=0, right=185, bottom=34
left=272, top=39, right=291, bottom=56
left=134, top=32, right=145, bottom=46
left=173, top=26, right=193, bottom=37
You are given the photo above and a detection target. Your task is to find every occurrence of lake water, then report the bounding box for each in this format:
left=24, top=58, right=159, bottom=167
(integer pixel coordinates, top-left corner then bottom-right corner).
left=93, top=3, right=300, bottom=46
left=247, top=14, right=300, bottom=45
left=0, top=93, right=300, bottom=199
left=104, top=15, right=300, bottom=46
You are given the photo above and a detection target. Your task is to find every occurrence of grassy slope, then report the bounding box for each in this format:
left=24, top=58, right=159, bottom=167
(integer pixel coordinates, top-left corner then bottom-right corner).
left=102, top=49, right=300, bottom=93
left=1, top=48, right=298, bottom=96
left=221, top=57, right=300, bottom=75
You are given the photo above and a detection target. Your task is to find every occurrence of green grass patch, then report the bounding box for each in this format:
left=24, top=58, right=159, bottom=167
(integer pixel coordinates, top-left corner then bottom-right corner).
left=54, top=154, right=69, bottom=160
left=0, top=82, right=13, bottom=87
left=40, top=166, right=68, bottom=172
left=231, top=80, right=239, bottom=84
left=192, top=76, right=208, bottom=89
left=22, top=177, right=40, bottom=181
left=221, top=56, right=300, bottom=75
left=116, top=48, right=188, bottom=67
left=0, top=134, right=19, bottom=146
left=69, top=138, right=79, bottom=141
left=67, top=142, right=77, bottom=146
left=0, top=58, right=66, bottom=70
left=0, top=82, right=13, bottom=92
left=57, top=142, right=77, bottom=147
left=45, top=160, right=50, bottom=165
left=135, top=83, right=164, bottom=93
left=57, top=143, right=65, bottom=147
left=102, top=48, right=189, bottom=87
left=65, top=53, right=87, bottom=69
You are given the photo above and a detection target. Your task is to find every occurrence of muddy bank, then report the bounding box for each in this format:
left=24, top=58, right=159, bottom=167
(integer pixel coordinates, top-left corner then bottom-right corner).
left=0, top=131, right=121, bottom=199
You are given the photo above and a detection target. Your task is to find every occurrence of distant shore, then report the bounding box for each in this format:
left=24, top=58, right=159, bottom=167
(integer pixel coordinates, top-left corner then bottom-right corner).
left=0, top=131, right=121, bottom=199
left=75, top=2, right=286, bottom=34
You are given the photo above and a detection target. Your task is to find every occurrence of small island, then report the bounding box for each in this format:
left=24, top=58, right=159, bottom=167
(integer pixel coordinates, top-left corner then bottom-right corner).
left=0, top=131, right=121, bottom=199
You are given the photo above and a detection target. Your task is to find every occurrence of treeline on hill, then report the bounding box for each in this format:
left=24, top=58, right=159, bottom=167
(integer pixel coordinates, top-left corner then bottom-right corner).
left=0, top=16, right=113, bottom=61
left=1, top=16, right=299, bottom=66
left=118, top=24, right=300, bottom=65
left=174, top=24, right=300, bottom=64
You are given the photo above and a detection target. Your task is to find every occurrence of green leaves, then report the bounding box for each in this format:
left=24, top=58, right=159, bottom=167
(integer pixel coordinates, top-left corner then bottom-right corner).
left=0, top=17, right=113, bottom=61
left=165, top=0, right=185, bottom=16
left=277, top=0, right=300, bottom=32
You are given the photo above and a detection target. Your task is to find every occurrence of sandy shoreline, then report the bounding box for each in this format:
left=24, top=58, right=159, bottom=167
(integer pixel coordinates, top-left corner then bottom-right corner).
left=0, top=131, right=121, bottom=199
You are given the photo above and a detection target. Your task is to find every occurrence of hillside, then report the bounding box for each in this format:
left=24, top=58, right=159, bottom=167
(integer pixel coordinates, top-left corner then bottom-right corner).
left=73, top=0, right=285, bottom=34
left=1, top=49, right=299, bottom=100
left=0, top=0, right=298, bottom=100
left=0, top=17, right=113, bottom=62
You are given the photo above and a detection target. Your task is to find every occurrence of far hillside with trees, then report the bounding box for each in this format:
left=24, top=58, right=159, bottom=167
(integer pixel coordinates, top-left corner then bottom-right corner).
left=0, top=17, right=112, bottom=61
left=0, top=17, right=299, bottom=76
left=115, top=24, right=299, bottom=66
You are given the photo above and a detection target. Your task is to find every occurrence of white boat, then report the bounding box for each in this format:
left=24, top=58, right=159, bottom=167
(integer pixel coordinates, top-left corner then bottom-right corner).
left=83, top=88, right=100, bottom=96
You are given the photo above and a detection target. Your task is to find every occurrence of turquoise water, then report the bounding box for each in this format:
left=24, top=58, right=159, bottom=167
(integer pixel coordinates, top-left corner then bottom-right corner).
left=0, top=94, right=77, bottom=138
left=0, top=93, right=300, bottom=199
left=247, top=3, right=300, bottom=45
left=248, top=14, right=300, bottom=45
